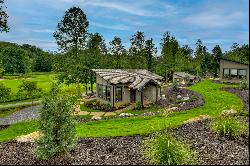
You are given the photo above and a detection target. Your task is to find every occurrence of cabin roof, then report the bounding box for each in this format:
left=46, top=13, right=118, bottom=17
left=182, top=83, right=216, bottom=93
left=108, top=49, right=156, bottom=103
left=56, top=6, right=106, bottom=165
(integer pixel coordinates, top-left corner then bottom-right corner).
left=92, top=69, right=163, bottom=90
left=173, top=72, right=196, bottom=79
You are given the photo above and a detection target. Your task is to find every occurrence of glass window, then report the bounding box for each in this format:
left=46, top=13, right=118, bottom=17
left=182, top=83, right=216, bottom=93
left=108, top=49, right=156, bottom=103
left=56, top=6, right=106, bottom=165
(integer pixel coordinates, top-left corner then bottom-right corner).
left=223, top=69, right=230, bottom=78
left=115, top=86, right=122, bottom=102
left=230, top=69, right=238, bottom=79
left=97, top=84, right=102, bottom=98
left=102, top=85, right=106, bottom=99
left=238, top=69, right=247, bottom=79
left=107, top=86, right=111, bottom=101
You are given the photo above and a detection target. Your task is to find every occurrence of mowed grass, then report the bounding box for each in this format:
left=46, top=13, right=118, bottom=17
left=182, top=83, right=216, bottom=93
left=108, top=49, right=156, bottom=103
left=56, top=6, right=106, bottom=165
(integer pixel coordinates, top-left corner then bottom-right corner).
left=0, top=72, right=56, bottom=93
left=0, top=72, right=96, bottom=101
left=0, top=80, right=243, bottom=142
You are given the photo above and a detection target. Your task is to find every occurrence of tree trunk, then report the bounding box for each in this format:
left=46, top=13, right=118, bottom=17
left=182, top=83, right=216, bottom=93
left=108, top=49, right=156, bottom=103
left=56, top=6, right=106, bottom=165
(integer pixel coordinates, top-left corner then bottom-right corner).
left=90, top=73, right=94, bottom=93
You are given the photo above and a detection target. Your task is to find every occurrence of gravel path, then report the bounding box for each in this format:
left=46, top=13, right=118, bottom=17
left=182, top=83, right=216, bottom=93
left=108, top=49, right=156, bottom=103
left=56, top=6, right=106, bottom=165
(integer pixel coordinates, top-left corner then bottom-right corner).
left=0, top=136, right=146, bottom=165
left=0, top=105, right=42, bottom=125
left=169, top=119, right=249, bottom=165
left=0, top=100, right=42, bottom=110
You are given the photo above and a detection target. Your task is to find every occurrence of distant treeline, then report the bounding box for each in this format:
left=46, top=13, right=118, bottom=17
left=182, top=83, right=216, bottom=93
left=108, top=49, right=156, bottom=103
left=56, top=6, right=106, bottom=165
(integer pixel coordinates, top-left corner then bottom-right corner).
left=0, top=41, right=53, bottom=75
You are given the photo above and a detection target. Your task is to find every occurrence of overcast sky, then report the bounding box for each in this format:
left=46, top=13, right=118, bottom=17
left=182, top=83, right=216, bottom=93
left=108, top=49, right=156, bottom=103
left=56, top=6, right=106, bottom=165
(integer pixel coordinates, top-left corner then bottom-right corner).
left=0, top=0, right=249, bottom=53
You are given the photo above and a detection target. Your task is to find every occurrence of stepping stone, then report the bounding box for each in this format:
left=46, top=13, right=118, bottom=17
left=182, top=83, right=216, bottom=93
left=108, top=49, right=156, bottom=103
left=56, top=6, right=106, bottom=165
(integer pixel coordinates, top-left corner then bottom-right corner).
left=90, top=112, right=105, bottom=118
left=76, top=111, right=89, bottom=116
left=104, top=112, right=116, bottom=117
left=114, top=109, right=125, bottom=114
left=16, top=131, right=42, bottom=142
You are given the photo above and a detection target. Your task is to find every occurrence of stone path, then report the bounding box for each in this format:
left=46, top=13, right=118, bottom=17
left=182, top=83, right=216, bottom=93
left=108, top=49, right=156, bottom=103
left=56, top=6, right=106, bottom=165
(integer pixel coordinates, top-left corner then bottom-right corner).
left=0, top=105, right=42, bottom=125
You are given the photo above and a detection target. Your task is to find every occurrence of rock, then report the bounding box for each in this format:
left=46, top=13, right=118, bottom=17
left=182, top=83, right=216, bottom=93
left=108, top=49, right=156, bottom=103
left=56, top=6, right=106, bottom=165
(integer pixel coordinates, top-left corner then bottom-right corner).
left=119, top=113, right=134, bottom=117
left=182, top=96, right=190, bottom=101
left=92, top=116, right=102, bottom=120
left=177, top=95, right=182, bottom=99
left=170, top=107, right=178, bottom=111
left=184, top=115, right=211, bottom=124
left=220, top=109, right=238, bottom=117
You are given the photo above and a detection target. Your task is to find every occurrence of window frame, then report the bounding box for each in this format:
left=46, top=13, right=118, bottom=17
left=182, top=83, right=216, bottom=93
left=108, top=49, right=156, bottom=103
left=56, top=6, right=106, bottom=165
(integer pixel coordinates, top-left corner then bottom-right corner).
left=115, top=86, right=123, bottom=102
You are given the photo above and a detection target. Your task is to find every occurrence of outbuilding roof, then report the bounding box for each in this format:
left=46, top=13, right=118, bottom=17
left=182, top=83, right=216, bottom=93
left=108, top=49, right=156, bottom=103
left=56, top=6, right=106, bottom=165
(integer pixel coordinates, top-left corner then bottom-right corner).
left=173, top=72, right=196, bottom=79
left=92, top=69, right=163, bottom=90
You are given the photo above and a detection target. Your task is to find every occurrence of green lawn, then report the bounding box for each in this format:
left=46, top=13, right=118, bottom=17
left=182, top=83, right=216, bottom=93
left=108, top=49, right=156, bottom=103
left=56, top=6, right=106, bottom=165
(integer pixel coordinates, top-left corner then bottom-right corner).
left=0, top=80, right=243, bottom=142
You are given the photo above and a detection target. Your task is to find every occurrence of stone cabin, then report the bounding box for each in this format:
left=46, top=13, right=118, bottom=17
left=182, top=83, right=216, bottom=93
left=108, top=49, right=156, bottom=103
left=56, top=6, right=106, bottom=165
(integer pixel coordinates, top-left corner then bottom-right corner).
left=220, top=59, right=249, bottom=82
left=173, top=72, right=196, bottom=84
left=92, top=69, right=163, bottom=107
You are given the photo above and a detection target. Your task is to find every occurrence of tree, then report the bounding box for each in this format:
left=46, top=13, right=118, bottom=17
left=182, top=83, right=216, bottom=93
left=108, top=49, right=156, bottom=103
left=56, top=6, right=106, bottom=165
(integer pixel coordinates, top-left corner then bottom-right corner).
left=53, top=6, right=89, bottom=54
left=0, top=0, right=9, bottom=32
left=145, top=38, right=157, bottom=71
left=109, top=36, right=126, bottom=69
left=129, top=31, right=146, bottom=69
left=159, top=31, right=179, bottom=81
left=212, top=45, right=223, bottom=76
left=1, top=47, right=31, bottom=74
left=36, top=82, right=77, bottom=160
left=34, top=52, right=53, bottom=72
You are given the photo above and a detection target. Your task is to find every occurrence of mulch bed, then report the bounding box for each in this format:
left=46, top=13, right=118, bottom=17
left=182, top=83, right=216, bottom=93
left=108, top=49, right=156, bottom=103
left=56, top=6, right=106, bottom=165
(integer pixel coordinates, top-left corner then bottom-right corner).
left=0, top=136, right=146, bottom=165
left=156, top=88, right=204, bottom=111
left=169, top=119, right=249, bottom=165
left=221, top=87, right=249, bottom=112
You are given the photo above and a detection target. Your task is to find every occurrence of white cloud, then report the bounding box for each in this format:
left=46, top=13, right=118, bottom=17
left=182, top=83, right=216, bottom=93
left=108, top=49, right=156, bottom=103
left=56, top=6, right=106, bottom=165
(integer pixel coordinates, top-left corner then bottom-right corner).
left=92, top=22, right=130, bottom=31
left=183, top=11, right=245, bottom=28
left=32, top=29, right=55, bottom=33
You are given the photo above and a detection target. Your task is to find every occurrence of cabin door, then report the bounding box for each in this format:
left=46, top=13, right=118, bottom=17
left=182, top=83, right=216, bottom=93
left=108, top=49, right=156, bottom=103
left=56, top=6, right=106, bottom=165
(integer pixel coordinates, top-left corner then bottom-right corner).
left=130, top=89, right=136, bottom=102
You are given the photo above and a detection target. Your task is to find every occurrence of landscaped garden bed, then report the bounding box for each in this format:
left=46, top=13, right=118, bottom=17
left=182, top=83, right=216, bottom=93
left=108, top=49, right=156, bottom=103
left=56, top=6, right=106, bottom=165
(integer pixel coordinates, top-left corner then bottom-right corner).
left=157, top=88, right=204, bottom=112
left=169, top=118, right=249, bottom=165
left=0, top=136, right=146, bottom=165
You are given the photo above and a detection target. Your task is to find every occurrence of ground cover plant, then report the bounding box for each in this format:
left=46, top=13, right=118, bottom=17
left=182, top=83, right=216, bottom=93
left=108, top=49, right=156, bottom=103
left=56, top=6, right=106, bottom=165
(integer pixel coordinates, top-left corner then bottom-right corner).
left=211, top=117, right=248, bottom=139
left=142, top=132, right=195, bottom=165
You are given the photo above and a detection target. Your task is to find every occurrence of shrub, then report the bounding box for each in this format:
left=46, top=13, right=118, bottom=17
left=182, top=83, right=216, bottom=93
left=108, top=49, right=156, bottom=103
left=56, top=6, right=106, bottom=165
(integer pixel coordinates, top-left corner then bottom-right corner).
left=211, top=117, right=248, bottom=139
left=172, top=80, right=179, bottom=92
left=143, top=133, right=195, bottom=165
left=36, top=83, right=78, bottom=160
left=239, top=79, right=249, bottom=90
left=136, top=101, right=143, bottom=110
left=100, top=102, right=113, bottom=112
left=17, top=80, right=43, bottom=101
left=0, top=83, right=11, bottom=102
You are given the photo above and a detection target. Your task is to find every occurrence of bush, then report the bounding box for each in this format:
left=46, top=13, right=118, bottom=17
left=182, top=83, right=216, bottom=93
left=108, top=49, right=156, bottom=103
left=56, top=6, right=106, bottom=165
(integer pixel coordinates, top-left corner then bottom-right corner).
left=172, top=80, right=179, bottom=92
left=136, top=101, right=143, bottom=110
left=84, top=99, right=113, bottom=111
left=211, top=117, right=248, bottom=139
left=17, top=80, right=43, bottom=101
left=143, top=133, right=195, bottom=165
left=0, top=83, right=11, bottom=102
left=239, top=79, right=249, bottom=90
left=36, top=83, right=78, bottom=160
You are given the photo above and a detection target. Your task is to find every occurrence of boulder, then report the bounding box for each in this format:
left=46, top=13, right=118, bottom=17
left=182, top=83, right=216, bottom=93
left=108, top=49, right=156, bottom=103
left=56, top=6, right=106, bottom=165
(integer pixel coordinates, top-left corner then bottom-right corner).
left=119, top=113, right=134, bottom=117
left=182, top=96, right=190, bottom=101
left=92, top=116, right=102, bottom=120
left=177, top=95, right=182, bottom=99
left=220, top=109, right=238, bottom=117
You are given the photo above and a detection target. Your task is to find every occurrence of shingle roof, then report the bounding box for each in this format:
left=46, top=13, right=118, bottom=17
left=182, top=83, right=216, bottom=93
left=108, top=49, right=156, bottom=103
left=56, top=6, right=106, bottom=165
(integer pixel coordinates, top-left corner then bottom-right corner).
left=173, top=72, right=196, bottom=79
left=92, top=69, right=163, bottom=90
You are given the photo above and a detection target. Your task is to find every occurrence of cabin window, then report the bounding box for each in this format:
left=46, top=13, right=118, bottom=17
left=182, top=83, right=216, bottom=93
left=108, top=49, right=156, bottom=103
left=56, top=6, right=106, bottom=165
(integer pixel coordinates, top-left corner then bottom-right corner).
left=97, top=84, right=102, bottom=98
left=106, top=86, right=111, bottom=101
left=223, top=68, right=230, bottom=78
left=230, top=69, right=238, bottom=79
left=115, top=86, right=123, bottom=102
left=238, top=69, right=247, bottom=79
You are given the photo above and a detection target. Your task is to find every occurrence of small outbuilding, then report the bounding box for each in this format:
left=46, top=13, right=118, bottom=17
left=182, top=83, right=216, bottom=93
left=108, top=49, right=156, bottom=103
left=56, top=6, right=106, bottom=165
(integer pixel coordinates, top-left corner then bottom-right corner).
left=92, top=69, right=163, bottom=107
left=173, top=72, right=196, bottom=84
left=219, top=59, right=249, bottom=82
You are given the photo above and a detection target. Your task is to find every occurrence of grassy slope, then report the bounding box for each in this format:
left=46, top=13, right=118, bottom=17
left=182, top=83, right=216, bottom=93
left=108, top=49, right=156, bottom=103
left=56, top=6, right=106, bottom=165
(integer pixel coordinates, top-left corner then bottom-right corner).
left=0, top=80, right=242, bottom=142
